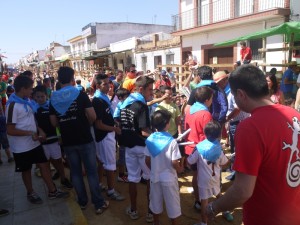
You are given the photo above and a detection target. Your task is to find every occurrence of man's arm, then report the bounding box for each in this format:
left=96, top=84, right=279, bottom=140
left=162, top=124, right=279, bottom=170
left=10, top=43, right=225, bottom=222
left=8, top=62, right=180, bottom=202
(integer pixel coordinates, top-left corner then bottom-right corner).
left=50, top=115, right=59, bottom=128
left=85, top=107, right=96, bottom=125
left=206, top=172, right=256, bottom=218
left=141, top=127, right=152, bottom=137
left=94, top=119, right=121, bottom=135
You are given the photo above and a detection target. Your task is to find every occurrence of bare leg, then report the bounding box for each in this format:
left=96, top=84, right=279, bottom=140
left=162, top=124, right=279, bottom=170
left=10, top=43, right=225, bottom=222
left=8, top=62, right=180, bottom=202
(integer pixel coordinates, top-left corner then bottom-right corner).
left=201, top=199, right=209, bottom=224
left=38, top=162, right=56, bottom=192
left=22, top=169, right=33, bottom=193
left=129, top=182, right=137, bottom=211
left=97, top=161, right=104, bottom=185
left=192, top=171, right=199, bottom=203
left=51, top=158, right=66, bottom=180
left=153, top=213, right=160, bottom=225
left=106, top=170, right=114, bottom=191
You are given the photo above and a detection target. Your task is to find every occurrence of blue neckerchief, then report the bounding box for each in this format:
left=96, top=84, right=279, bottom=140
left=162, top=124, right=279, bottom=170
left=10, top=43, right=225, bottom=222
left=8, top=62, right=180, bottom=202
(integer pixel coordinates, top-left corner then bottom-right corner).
left=190, top=102, right=208, bottom=114
left=196, top=139, right=222, bottom=163
left=50, top=85, right=80, bottom=116
left=146, top=131, right=174, bottom=157
left=6, top=93, right=36, bottom=112
left=196, top=80, right=216, bottom=88
left=94, top=90, right=113, bottom=115
left=120, top=92, right=146, bottom=110
left=113, top=101, right=122, bottom=118
left=38, top=100, right=49, bottom=110
left=76, top=84, right=83, bottom=91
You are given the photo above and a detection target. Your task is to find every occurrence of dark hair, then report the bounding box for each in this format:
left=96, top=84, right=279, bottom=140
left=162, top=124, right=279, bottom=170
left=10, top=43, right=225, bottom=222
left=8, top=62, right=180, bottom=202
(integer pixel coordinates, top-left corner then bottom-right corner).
left=196, top=66, right=213, bottom=80
left=240, top=41, right=247, bottom=47
left=14, top=75, right=34, bottom=92
left=94, top=74, right=108, bottom=85
left=116, top=88, right=130, bottom=99
left=204, top=121, right=221, bottom=141
left=151, top=110, right=172, bottom=131
left=21, top=70, right=33, bottom=77
left=33, top=85, right=47, bottom=96
left=57, top=67, right=74, bottom=84
left=266, top=74, right=278, bottom=94
left=195, top=86, right=214, bottom=103
left=229, top=65, right=269, bottom=99
left=269, top=68, right=277, bottom=75
left=224, top=70, right=230, bottom=74
left=76, top=79, right=81, bottom=85
left=43, top=77, right=50, bottom=84
left=160, top=85, right=172, bottom=94
left=55, top=81, right=62, bottom=90
left=135, top=76, right=154, bottom=90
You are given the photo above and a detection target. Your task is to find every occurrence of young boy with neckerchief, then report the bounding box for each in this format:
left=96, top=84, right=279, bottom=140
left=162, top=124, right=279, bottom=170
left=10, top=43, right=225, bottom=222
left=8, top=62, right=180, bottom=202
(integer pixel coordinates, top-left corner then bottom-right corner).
left=145, top=110, right=183, bottom=225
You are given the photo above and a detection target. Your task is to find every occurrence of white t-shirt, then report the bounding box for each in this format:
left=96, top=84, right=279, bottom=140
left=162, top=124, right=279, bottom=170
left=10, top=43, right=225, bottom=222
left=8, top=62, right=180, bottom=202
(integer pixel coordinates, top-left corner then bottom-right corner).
left=188, top=150, right=228, bottom=189
left=6, top=103, right=40, bottom=153
left=145, top=139, right=181, bottom=183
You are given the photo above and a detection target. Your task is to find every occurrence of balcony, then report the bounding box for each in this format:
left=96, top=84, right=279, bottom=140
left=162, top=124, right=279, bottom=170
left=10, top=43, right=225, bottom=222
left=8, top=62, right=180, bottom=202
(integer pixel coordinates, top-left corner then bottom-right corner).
left=172, top=0, right=290, bottom=33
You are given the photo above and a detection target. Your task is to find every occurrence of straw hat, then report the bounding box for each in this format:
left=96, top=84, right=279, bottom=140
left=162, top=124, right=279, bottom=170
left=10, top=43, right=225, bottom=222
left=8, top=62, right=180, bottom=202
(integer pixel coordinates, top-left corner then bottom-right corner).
left=213, top=71, right=228, bottom=83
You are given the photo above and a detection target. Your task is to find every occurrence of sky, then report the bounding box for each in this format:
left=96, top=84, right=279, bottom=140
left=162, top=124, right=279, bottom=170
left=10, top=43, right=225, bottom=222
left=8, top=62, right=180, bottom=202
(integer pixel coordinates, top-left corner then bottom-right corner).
left=0, top=0, right=178, bottom=64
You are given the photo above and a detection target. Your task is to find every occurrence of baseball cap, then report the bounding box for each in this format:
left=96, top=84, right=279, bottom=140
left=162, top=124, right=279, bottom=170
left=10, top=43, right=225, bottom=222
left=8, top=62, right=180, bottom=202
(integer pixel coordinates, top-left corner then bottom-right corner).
left=161, top=70, right=167, bottom=76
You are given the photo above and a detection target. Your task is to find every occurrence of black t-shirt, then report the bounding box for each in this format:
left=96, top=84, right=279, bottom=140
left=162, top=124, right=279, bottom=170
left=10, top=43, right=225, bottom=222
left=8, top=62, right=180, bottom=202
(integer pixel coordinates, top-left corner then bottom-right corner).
left=49, top=92, right=93, bottom=146
left=92, top=97, right=115, bottom=142
left=35, top=106, right=58, bottom=145
left=119, top=101, right=150, bottom=147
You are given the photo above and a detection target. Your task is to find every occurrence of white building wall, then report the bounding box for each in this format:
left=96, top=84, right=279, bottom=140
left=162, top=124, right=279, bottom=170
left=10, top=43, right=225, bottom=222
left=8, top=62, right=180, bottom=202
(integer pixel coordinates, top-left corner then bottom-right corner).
left=135, top=47, right=181, bottom=72
left=110, top=38, right=136, bottom=52
left=95, top=23, right=173, bottom=49
left=182, top=18, right=286, bottom=67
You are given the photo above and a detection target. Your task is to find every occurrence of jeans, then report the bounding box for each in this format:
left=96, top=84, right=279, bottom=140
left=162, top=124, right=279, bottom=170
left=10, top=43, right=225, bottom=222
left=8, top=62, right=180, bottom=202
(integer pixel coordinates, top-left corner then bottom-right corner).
left=229, top=121, right=239, bottom=154
left=64, top=142, right=104, bottom=209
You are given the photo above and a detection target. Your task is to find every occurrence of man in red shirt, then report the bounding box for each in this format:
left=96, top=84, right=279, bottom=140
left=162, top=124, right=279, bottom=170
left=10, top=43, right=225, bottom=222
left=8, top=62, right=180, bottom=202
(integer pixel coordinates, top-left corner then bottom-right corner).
left=154, top=70, right=171, bottom=90
left=234, top=41, right=252, bottom=69
left=206, top=65, right=300, bottom=225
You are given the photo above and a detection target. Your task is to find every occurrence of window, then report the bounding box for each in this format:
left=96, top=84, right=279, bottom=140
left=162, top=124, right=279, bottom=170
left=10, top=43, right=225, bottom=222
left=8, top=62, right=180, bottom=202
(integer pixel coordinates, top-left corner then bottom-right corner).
left=142, top=56, right=147, bottom=72
left=166, top=54, right=174, bottom=65
left=293, top=41, right=300, bottom=58
left=249, top=39, right=263, bottom=60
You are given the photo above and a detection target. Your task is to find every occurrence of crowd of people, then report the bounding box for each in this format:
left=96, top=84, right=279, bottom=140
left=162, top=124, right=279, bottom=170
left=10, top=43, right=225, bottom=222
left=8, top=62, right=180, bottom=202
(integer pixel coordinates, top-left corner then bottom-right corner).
left=0, top=61, right=299, bottom=225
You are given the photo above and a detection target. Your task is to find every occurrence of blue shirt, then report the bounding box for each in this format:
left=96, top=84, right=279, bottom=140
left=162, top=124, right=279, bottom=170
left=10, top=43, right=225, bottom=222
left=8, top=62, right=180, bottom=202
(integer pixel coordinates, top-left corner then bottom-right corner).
left=280, top=68, right=294, bottom=93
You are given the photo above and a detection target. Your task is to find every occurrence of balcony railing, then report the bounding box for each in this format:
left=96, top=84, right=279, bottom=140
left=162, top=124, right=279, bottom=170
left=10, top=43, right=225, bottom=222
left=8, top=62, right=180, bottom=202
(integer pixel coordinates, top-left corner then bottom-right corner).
left=172, top=0, right=288, bottom=32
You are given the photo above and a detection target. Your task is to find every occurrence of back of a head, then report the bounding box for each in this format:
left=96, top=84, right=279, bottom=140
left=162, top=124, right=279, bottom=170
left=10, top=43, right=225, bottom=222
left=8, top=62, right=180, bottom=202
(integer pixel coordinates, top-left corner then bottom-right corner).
left=229, top=65, right=269, bottom=99
left=58, top=67, right=74, bottom=84
left=43, top=77, right=50, bottom=84
left=159, top=85, right=171, bottom=94
left=196, top=66, right=213, bottom=80
left=21, top=70, right=33, bottom=78
left=14, top=75, right=33, bottom=92
left=116, top=88, right=130, bottom=99
left=204, top=121, right=221, bottom=142
left=135, top=76, right=154, bottom=90
left=240, top=41, right=247, bottom=47
left=151, top=110, right=172, bottom=132
left=76, top=79, right=81, bottom=85
left=195, top=86, right=214, bottom=103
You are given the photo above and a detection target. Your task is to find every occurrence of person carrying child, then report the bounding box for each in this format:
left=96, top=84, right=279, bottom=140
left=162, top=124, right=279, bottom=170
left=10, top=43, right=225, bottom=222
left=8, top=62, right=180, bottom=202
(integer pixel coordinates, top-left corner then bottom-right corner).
left=145, top=110, right=183, bottom=225
left=187, top=121, right=233, bottom=225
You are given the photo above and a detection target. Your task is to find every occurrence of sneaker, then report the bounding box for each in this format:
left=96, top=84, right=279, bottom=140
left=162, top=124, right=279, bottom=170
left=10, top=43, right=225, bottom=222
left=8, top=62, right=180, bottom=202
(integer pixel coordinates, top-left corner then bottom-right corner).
left=52, top=171, right=60, bottom=180
left=61, top=178, right=73, bottom=190
left=145, top=212, right=154, bottom=223
left=126, top=206, right=139, bottom=220
left=0, top=209, right=9, bottom=217
left=7, top=157, right=14, bottom=163
left=194, top=201, right=201, bottom=210
left=95, top=200, right=109, bottom=214
left=108, top=191, right=125, bottom=201
left=223, top=211, right=234, bottom=222
left=48, top=189, right=70, bottom=200
left=27, top=191, right=43, bottom=204
left=117, top=175, right=129, bottom=183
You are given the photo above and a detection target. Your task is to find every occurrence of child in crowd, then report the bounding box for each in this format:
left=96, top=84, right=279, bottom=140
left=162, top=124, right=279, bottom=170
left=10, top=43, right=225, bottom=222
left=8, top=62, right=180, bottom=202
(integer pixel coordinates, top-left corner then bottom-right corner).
left=185, top=86, right=214, bottom=210
left=149, top=89, right=161, bottom=116
left=114, top=88, right=130, bottom=182
left=6, top=75, right=69, bottom=204
left=92, top=74, right=125, bottom=201
left=156, top=86, right=182, bottom=138
left=145, top=110, right=183, bottom=225
left=33, top=85, right=73, bottom=189
left=0, top=103, right=13, bottom=164
left=187, top=121, right=233, bottom=225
